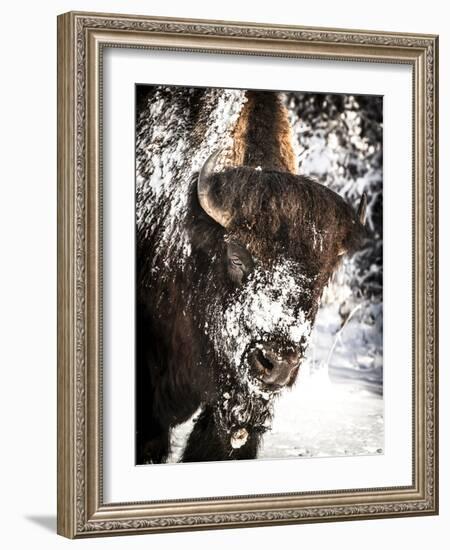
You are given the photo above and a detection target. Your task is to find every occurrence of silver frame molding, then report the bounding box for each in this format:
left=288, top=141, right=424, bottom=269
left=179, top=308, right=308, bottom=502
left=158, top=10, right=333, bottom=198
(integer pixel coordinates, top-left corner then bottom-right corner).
left=57, top=11, right=439, bottom=538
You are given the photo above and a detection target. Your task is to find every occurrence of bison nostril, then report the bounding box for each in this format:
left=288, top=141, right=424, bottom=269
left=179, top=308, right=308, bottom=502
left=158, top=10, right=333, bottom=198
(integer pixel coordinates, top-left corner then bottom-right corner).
left=255, top=349, right=275, bottom=373
left=286, top=350, right=300, bottom=367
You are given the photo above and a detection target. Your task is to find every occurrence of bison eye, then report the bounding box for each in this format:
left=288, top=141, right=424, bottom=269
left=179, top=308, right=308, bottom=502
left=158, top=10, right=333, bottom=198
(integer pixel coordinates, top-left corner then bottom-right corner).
left=228, top=258, right=245, bottom=285
left=226, top=241, right=254, bottom=285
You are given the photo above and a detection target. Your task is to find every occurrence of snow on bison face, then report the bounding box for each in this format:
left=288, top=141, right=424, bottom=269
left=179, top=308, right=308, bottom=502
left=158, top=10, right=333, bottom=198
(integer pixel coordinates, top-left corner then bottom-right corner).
left=203, top=237, right=326, bottom=445
left=216, top=250, right=313, bottom=391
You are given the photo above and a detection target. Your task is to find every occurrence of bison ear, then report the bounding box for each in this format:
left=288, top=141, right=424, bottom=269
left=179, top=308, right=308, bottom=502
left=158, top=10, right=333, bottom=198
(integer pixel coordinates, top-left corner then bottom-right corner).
left=337, top=193, right=369, bottom=257
left=357, top=192, right=368, bottom=226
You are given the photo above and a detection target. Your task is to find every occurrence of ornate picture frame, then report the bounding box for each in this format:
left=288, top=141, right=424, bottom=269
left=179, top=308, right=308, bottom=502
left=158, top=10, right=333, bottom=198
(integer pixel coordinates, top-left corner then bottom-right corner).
left=57, top=11, right=438, bottom=538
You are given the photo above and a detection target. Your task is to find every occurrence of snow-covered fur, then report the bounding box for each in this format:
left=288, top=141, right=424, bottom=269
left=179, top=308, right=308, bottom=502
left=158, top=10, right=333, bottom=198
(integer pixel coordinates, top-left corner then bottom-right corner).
left=136, top=87, right=367, bottom=464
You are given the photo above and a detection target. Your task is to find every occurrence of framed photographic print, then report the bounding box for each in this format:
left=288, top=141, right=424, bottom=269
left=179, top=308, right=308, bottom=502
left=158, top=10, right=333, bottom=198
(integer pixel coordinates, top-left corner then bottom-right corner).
left=57, top=11, right=439, bottom=538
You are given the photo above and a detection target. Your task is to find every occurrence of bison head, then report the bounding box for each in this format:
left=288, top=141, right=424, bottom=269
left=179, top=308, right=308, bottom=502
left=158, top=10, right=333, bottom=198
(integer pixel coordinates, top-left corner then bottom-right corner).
left=190, top=150, right=367, bottom=442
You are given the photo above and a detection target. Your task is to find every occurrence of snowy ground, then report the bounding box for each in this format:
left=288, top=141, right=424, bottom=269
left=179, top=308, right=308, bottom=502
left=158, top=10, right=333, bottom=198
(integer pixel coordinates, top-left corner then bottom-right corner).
left=259, top=367, right=383, bottom=460
left=168, top=298, right=384, bottom=463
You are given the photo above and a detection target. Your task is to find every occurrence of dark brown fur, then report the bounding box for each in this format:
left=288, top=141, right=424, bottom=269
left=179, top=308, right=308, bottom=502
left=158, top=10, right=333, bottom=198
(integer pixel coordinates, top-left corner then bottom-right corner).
left=206, top=167, right=363, bottom=265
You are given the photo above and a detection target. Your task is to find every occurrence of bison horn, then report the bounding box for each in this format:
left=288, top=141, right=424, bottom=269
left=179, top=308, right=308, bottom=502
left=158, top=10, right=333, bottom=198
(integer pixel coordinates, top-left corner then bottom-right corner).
left=357, top=192, right=368, bottom=225
left=197, top=149, right=232, bottom=228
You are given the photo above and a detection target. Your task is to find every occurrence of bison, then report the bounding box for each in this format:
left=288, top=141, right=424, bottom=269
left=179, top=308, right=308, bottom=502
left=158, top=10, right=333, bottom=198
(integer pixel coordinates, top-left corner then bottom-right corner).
left=136, top=88, right=367, bottom=464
